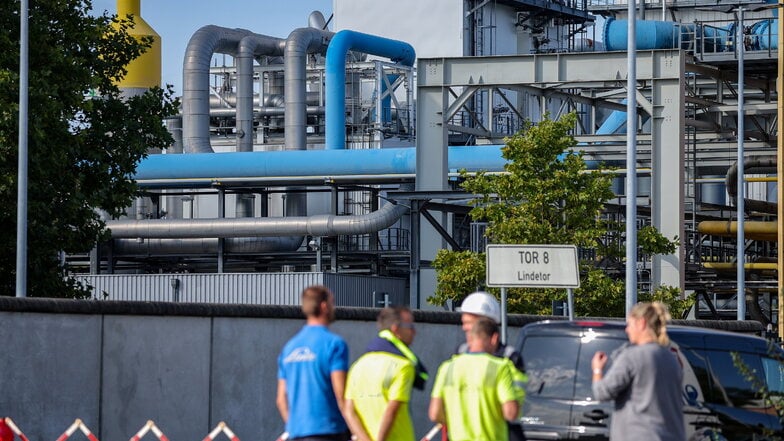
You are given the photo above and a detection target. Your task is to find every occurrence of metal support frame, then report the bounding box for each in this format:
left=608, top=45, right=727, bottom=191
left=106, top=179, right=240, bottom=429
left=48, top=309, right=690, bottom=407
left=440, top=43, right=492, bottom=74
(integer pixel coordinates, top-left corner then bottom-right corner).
left=416, top=51, right=686, bottom=294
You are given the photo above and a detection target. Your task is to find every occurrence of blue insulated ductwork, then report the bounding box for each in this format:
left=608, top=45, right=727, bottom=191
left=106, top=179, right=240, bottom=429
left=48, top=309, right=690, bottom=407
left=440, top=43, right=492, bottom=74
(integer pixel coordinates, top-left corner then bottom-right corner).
left=751, top=19, right=778, bottom=50
left=182, top=26, right=256, bottom=153
left=325, top=30, right=415, bottom=149
left=236, top=35, right=286, bottom=152
left=603, top=18, right=680, bottom=51
left=135, top=146, right=506, bottom=182
left=602, top=18, right=730, bottom=53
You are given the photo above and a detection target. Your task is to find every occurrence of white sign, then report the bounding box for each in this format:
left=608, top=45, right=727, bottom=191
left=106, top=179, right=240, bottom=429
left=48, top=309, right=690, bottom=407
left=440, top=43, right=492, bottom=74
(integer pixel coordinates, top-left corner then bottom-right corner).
left=486, top=244, right=580, bottom=288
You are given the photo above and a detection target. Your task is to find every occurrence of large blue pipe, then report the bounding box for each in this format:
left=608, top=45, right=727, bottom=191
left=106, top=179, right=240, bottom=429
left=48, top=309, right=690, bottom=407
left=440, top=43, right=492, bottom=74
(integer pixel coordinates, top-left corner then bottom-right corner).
left=603, top=18, right=732, bottom=53
left=135, top=146, right=506, bottom=181
left=603, top=18, right=680, bottom=51
left=325, top=30, right=415, bottom=150
left=751, top=19, right=778, bottom=50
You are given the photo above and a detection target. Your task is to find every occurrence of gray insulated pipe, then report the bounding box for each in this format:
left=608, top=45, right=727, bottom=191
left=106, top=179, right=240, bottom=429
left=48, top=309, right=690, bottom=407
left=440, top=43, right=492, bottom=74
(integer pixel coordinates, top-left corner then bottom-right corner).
left=725, top=155, right=777, bottom=214
left=236, top=34, right=286, bottom=152
left=109, top=237, right=303, bottom=255
left=309, top=11, right=328, bottom=30
left=182, top=25, right=255, bottom=153
left=285, top=28, right=332, bottom=150
left=105, top=197, right=409, bottom=239
left=284, top=27, right=333, bottom=217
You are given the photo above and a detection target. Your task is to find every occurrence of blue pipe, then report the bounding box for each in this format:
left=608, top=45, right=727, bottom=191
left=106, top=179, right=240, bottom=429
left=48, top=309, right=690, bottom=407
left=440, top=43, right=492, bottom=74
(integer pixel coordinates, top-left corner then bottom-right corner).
left=603, top=18, right=680, bottom=51
left=325, top=30, right=415, bottom=150
left=135, top=146, right=506, bottom=180
left=751, top=19, right=778, bottom=50
left=603, top=18, right=732, bottom=52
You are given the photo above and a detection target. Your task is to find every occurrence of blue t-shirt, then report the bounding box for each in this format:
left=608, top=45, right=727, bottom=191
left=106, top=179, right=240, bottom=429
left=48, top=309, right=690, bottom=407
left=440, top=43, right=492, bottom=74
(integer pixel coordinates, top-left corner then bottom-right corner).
left=278, top=325, right=349, bottom=438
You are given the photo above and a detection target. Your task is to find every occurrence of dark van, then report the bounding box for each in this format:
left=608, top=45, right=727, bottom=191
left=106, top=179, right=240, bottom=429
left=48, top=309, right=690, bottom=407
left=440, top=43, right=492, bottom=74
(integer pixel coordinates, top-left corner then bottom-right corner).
left=514, top=321, right=784, bottom=441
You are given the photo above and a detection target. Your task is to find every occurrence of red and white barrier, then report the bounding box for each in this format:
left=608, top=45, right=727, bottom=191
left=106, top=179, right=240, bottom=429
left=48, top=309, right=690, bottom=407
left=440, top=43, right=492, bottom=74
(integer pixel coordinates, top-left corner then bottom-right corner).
left=56, top=419, right=99, bottom=441
left=202, top=422, right=240, bottom=441
left=129, top=421, right=169, bottom=441
left=3, top=417, right=30, bottom=441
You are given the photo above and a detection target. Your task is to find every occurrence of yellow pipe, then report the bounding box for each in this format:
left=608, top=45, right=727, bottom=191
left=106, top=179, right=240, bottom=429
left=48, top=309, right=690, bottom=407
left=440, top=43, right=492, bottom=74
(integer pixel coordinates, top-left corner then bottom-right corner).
left=114, top=0, right=161, bottom=90
left=778, top=8, right=783, bottom=338
left=703, top=262, right=778, bottom=271
left=697, top=221, right=777, bottom=241
left=745, top=176, right=777, bottom=182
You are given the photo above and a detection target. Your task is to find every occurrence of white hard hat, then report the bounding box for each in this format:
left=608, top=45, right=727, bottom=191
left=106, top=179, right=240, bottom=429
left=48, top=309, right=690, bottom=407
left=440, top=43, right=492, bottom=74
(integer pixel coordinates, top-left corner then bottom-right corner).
left=459, top=291, right=501, bottom=323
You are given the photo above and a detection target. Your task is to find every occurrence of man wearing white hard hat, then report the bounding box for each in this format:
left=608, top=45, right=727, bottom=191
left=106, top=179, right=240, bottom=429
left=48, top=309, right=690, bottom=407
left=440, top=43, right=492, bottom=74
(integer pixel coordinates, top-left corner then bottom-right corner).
left=457, top=291, right=528, bottom=441
left=457, top=291, right=524, bottom=371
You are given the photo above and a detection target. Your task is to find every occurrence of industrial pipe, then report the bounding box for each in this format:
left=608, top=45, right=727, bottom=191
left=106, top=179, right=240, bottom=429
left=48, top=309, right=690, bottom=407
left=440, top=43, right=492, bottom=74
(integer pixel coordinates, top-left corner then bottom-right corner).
left=236, top=34, right=286, bottom=152
left=697, top=220, right=777, bottom=242
left=725, top=155, right=777, bottom=214
left=603, top=18, right=730, bottom=52
left=325, top=30, right=415, bottom=149
left=751, top=19, right=778, bottom=50
left=284, top=28, right=332, bottom=152
left=283, top=28, right=333, bottom=221
left=308, top=10, right=328, bottom=30
left=702, top=262, right=777, bottom=271
left=110, top=236, right=303, bottom=255
left=134, top=146, right=507, bottom=181
left=182, top=25, right=255, bottom=153
left=106, top=197, right=408, bottom=239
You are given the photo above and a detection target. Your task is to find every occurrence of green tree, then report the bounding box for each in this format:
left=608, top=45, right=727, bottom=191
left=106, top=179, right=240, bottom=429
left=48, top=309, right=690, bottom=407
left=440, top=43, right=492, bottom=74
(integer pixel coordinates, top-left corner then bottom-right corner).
left=0, top=0, right=178, bottom=296
left=431, top=113, right=681, bottom=317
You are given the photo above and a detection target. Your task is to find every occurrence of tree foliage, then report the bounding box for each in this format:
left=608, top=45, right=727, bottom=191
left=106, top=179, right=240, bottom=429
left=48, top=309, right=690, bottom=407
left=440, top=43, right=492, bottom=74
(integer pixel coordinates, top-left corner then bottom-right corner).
left=0, top=0, right=178, bottom=296
left=431, top=113, right=681, bottom=317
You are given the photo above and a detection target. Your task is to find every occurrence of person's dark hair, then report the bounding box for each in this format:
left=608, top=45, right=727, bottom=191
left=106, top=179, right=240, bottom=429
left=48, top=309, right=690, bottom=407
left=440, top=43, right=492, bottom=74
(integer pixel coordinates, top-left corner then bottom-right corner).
left=301, top=285, right=332, bottom=318
left=630, top=301, right=672, bottom=346
left=377, top=306, right=411, bottom=331
left=470, top=317, right=499, bottom=339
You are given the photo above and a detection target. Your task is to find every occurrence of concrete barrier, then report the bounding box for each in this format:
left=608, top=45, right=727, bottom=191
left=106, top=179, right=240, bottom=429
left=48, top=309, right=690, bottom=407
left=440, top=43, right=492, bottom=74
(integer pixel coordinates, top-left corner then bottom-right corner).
left=0, top=298, right=761, bottom=440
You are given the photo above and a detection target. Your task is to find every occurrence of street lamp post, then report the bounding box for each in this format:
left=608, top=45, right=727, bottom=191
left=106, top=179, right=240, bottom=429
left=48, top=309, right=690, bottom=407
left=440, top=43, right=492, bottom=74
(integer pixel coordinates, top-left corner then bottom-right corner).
left=16, top=0, right=29, bottom=298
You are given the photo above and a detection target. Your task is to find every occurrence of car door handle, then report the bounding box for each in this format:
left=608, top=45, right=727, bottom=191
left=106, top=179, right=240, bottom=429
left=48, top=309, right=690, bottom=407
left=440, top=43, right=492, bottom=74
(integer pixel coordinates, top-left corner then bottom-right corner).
left=583, top=409, right=610, bottom=421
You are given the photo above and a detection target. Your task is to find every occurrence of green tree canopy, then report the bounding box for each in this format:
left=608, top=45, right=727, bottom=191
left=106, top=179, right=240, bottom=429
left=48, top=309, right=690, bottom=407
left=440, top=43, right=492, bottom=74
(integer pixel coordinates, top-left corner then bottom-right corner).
left=0, top=0, right=178, bottom=296
left=431, top=113, right=683, bottom=317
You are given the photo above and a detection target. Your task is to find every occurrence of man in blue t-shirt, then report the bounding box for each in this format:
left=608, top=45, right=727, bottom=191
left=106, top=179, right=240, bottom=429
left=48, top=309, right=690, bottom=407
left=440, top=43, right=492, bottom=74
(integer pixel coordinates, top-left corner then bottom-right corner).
left=277, top=285, right=350, bottom=441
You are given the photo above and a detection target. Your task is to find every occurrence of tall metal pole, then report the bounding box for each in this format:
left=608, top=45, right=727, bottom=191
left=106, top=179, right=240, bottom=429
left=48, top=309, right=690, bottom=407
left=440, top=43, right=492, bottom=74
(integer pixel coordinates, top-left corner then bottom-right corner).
left=16, top=0, right=29, bottom=298
left=625, top=0, right=638, bottom=316
left=500, top=287, right=508, bottom=344
left=777, top=3, right=783, bottom=338
left=736, top=7, right=746, bottom=321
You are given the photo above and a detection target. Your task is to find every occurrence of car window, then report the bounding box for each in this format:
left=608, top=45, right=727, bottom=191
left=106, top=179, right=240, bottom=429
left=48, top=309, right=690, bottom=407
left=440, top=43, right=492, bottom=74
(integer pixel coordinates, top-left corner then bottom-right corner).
left=679, top=347, right=715, bottom=404
left=706, top=350, right=767, bottom=410
left=521, top=335, right=578, bottom=399
left=574, top=336, right=627, bottom=400
left=762, top=356, right=784, bottom=397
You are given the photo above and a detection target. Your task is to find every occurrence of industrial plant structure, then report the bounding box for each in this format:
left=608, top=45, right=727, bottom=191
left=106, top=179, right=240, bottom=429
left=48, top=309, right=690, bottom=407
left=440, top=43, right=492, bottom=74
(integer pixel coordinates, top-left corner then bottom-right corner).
left=75, top=0, right=780, bottom=328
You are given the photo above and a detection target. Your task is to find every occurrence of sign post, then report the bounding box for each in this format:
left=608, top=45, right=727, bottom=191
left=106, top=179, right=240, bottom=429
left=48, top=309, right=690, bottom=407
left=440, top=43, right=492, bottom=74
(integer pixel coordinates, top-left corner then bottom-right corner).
left=486, top=245, right=580, bottom=340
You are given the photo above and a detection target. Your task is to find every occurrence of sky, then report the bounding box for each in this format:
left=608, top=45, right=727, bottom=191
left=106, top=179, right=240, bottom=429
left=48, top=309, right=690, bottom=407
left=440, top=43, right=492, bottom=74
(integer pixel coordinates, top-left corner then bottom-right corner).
left=90, top=0, right=333, bottom=96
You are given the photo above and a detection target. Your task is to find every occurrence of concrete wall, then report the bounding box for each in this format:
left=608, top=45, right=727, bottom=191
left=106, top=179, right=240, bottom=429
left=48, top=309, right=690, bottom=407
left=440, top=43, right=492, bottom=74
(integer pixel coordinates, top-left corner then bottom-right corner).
left=0, top=298, right=536, bottom=440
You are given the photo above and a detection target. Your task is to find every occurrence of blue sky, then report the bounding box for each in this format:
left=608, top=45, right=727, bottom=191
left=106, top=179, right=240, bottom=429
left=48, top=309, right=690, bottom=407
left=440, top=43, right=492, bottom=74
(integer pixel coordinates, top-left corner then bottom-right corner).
left=90, top=0, right=333, bottom=95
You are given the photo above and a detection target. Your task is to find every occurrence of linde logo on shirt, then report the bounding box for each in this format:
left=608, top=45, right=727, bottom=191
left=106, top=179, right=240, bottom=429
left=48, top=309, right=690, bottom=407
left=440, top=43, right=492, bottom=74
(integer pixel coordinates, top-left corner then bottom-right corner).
left=284, top=347, right=317, bottom=363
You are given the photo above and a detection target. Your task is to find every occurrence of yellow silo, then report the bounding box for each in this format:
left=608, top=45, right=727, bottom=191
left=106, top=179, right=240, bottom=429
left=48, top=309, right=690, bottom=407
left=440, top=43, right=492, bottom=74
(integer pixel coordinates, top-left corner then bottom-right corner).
left=115, top=0, right=161, bottom=92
